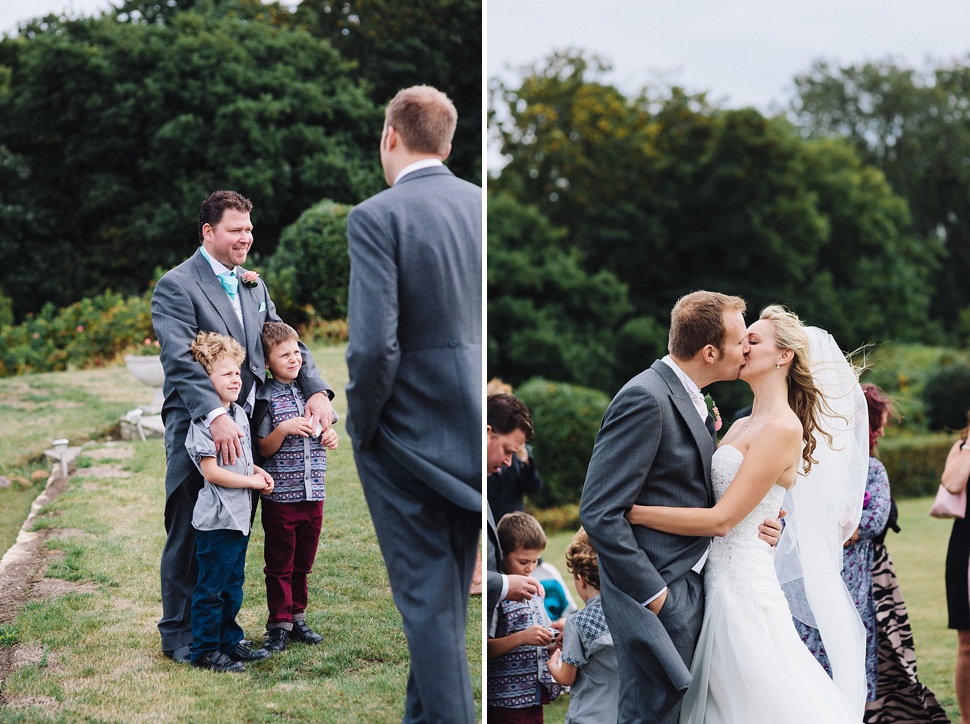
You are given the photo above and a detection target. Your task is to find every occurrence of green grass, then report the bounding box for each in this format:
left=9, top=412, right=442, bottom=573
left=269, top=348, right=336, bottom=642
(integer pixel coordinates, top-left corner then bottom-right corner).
left=542, top=497, right=960, bottom=721
left=0, top=343, right=483, bottom=722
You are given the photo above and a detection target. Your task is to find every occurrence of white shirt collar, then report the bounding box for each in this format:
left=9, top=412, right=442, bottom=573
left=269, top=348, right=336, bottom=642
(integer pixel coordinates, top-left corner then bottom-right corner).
left=393, top=158, right=444, bottom=186
left=199, top=245, right=234, bottom=276
left=662, top=355, right=704, bottom=400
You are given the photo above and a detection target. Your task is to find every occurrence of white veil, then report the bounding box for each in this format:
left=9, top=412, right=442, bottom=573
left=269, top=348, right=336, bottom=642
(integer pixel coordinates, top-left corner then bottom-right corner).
left=774, top=326, right=869, bottom=715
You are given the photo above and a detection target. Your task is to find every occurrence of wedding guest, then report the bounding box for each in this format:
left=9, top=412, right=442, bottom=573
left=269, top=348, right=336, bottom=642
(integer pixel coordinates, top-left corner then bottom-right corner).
left=940, top=409, right=970, bottom=723
left=862, top=384, right=947, bottom=723
left=486, top=378, right=544, bottom=520
left=184, top=332, right=273, bottom=672
left=487, top=511, right=562, bottom=722
left=152, top=189, right=334, bottom=662
left=547, top=527, right=619, bottom=724
left=255, top=322, right=339, bottom=652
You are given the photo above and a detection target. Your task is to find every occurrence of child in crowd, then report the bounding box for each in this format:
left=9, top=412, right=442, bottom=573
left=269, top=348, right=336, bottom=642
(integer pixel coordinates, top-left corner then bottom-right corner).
left=547, top=527, right=619, bottom=723
left=487, top=511, right=562, bottom=722
left=186, top=331, right=274, bottom=672
left=255, top=321, right=338, bottom=652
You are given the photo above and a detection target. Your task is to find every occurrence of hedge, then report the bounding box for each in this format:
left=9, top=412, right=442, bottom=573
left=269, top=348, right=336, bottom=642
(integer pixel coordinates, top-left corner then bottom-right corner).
left=878, top=433, right=955, bottom=499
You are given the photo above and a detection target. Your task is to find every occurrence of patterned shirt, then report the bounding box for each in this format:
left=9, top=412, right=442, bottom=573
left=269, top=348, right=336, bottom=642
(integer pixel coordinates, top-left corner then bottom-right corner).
left=560, top=595, right=619, bottom=724
left=257, top=380, right=327, bottom=503
left=487, top=594, right=561, bottom=709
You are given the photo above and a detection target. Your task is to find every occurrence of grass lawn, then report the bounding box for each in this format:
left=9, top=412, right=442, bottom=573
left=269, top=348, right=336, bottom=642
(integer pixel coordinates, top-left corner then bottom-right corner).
left=542, top=497, right=960, bottom=721
left=0, top=343, right=483, bottom=722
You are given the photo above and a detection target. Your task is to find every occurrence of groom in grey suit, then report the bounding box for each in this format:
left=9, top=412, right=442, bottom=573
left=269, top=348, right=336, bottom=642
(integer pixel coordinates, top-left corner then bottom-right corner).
left=580, top=291, right=781, bottom=723
left=345, top=86, right=481, bottom=724
left=152, top=189, right=334, bottom=662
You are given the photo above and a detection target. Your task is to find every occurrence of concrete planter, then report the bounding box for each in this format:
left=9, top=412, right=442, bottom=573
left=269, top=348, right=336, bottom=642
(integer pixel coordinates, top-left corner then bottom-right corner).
left=124, top=354, right=165, bottom=414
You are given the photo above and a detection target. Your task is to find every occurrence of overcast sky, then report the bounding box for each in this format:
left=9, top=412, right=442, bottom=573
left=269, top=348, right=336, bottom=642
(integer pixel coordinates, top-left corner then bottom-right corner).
left=0, top=0, right=115, bottom=35
left=487, top=0, right=970, bottom=113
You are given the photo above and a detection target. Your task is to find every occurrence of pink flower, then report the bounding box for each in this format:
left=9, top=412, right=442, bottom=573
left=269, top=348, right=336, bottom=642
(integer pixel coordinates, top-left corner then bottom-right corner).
left=32, top=332, right=40, bottom=339
left=240, top=270, right=260, bottom=288
left=77, top=325, right=84, bottom=332
left=712, top=405, right=722, bottom=431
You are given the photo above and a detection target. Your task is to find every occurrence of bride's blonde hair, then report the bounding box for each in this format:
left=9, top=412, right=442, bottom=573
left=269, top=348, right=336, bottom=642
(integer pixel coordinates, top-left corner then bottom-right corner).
left=758, top=305, right=833, bottom=474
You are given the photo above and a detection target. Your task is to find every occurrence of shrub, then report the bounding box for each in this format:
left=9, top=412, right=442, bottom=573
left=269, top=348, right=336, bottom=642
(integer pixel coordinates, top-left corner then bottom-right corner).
left=528, top=503, right=581, bottom=534
left=878, top=433, right=954, bottom=498
left=515, top=378, right=610, bottom=509
left=265, top=199, right=353, bottom=327
left=922, top=364, right=970, bottom=431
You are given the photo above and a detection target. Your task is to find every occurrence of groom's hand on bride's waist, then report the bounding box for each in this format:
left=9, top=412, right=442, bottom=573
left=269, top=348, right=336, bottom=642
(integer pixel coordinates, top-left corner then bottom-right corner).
left=758, top=508, right=787, bottom=547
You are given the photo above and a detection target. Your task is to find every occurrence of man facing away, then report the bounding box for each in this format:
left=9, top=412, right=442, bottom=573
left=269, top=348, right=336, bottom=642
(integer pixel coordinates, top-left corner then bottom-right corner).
left=344, top=86, right=481, bottom=724
left=152, top=189, right=334, bottom=662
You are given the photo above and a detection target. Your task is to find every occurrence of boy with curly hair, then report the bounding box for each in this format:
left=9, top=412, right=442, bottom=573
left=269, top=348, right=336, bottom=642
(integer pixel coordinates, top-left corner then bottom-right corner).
left=547, top=527, right=619, bottom=723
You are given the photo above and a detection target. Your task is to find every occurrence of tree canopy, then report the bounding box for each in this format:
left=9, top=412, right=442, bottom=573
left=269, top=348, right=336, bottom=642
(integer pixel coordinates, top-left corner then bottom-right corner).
left=489, top=51, right=938, bottom=393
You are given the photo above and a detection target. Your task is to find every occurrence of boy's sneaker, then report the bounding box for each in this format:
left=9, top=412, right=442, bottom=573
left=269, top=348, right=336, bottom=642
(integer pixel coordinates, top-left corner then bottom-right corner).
left=191, top=651, right=245, bottom=673
left=264, top=628, right=290, bottom=652
left=292, top=620, right=323, bottom=645
left=225, top=640, right=271, bottom=662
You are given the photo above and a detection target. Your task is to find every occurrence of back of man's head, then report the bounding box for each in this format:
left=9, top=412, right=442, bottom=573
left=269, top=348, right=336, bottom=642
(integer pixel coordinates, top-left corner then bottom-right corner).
left=385, top=85, right=457, bottom=157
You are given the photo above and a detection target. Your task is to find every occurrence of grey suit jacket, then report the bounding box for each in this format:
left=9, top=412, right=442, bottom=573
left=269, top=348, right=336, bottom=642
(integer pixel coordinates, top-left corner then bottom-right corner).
left=151, top=248, right=331, bottom=498
left=486, top=504, right=503, bottom=628
left=579, top=360, right=716, bottom=716
left=345, top=166, right=482, bottom=513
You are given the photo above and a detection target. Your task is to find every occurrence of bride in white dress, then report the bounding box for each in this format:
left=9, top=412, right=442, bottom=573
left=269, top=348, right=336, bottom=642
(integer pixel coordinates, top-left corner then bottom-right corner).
left=627, top=305, right=865, bottom=723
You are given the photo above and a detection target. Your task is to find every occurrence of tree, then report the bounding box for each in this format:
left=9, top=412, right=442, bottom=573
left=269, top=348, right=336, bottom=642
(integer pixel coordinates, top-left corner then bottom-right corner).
left=790, top=58, right=970, bottom=333
left=291, top=0, right=481, bottom=183
left=490, top=51, right=936, bottom=353
left=0, top=2, right=383, bottom=318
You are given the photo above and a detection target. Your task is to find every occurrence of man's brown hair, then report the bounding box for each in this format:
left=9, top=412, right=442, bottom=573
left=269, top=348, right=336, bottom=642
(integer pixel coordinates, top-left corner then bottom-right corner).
left=668, top=290, right=746, bottom=359
left=385, top=85, right=457, bottom=156
left=198, top=189, right=252, bottom=243
left=487, top=393, right=534, bottom=441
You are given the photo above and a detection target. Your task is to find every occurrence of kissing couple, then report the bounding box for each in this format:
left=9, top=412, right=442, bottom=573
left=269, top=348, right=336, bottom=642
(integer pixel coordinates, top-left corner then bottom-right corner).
left=580, top=290, right=869, bottom=723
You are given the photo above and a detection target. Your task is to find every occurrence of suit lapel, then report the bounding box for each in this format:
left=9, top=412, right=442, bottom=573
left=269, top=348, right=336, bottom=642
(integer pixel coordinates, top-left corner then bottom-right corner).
left=234, top=266, right=257, bottom=351
left=193, top=252, right=245, bottom=341
left=652, top=361, right=715, bottom=495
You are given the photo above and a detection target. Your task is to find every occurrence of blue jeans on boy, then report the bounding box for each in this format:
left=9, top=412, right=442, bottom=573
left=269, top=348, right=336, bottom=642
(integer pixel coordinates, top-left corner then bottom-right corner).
left=190, top=528, right=249, bottom=662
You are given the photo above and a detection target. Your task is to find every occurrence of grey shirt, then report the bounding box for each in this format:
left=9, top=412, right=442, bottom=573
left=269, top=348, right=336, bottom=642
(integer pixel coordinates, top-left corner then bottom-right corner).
left=185, top=403, right=254, bottom=535
left=561, top=595, right=619, bottom=724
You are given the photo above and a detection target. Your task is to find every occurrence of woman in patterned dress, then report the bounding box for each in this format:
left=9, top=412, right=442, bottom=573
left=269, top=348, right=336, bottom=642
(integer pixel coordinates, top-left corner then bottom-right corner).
left=863, top=383, right=947, bottom=723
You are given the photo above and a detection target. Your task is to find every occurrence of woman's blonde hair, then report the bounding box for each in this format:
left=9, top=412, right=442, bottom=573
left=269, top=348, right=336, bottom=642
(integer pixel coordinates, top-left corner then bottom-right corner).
left=758, top=304, right=834, bottom=474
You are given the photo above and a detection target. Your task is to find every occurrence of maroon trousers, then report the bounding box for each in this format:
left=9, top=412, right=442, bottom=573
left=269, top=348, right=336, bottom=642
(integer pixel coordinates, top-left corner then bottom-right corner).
left=261, top=498, right=324, bottom=627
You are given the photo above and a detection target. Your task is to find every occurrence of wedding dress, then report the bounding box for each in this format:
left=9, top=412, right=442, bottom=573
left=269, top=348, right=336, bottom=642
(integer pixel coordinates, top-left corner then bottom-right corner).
left=679, top=445, right=861, bottom=723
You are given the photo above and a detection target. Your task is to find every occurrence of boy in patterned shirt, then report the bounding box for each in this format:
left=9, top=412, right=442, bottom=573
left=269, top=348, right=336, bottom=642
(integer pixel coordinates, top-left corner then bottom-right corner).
left=547, top=527, right=619, bottom=723
left=487, top=511, right=562, bottom=722
left=255, top=322, right=338, bottom=652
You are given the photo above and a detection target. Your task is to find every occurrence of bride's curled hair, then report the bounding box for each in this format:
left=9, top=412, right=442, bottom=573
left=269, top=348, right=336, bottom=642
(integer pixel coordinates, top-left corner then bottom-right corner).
left=758, top=305, right=833, bottom=474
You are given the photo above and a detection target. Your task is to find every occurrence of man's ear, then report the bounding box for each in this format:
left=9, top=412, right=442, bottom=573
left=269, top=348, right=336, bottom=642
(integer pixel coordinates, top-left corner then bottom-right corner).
left=701, top=344, right=719, bottom=364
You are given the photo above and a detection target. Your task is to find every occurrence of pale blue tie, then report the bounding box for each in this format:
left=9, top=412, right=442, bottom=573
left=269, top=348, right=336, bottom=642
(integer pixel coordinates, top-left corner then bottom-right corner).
left=218, top=271, right=237, bottom=300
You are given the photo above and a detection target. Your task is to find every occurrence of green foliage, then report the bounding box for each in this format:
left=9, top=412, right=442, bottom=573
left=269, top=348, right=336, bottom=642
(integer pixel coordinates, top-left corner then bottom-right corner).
left=489, top=50, right=937, bottom=367
left=0, top=1, right=383, bottom=320
left=878, top=434, right=954, bottom=498
left=791, top=59, right=970, bottom=333
left=515, top=378, right=610, bottom=508
left=291, top=0, right=482, bottom=183
left=529, top=503, right=580, bottom=535
left=922, top=364, right=970, bottom=432
left=266, top=199, right=353, bottom=326
left=487, top=192, right=635, bottom=394
left=0, top=288, right=154, bottom=377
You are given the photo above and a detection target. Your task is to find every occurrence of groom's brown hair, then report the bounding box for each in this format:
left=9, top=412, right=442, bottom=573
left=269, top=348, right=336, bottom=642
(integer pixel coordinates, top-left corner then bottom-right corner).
left=669, top=291, right=746, bottom=359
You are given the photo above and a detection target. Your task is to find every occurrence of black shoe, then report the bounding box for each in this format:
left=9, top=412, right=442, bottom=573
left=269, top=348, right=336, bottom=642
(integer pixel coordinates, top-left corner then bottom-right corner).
left=191, top=651, right=245, bottom=673
left=264, top=628, right=290, bottom=652
left=226, top=639, right=271, bottom=662
left=163, top=645, right=191, bottom=663
left=292, top=620, right=323, bottom=645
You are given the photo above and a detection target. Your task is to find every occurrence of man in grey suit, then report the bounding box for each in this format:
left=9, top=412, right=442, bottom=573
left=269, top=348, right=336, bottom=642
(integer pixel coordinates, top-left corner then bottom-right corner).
left=152, top=189, right=334, bottom=663
left=485, top=393, right=544, bottom=631
left=345, top=86, right=481, bottom=724
left=580, top=291, right=781, bottom=723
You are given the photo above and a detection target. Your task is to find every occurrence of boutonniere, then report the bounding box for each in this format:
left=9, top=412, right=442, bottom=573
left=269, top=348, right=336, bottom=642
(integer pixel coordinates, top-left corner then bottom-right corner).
left=704, top=394, right=722, bottom=431
left=240, top=270, right=260, bottom=288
